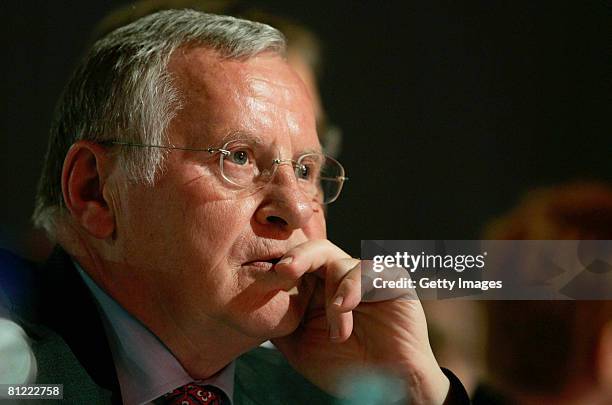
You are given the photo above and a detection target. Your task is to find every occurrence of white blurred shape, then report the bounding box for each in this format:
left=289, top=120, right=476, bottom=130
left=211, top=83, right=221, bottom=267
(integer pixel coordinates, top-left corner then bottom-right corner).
left=0, top=318, right=37, bottom=384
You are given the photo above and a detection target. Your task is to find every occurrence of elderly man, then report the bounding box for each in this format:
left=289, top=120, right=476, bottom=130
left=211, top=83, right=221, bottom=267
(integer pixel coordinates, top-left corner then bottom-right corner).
left=1, top=10, right=467, bottom=404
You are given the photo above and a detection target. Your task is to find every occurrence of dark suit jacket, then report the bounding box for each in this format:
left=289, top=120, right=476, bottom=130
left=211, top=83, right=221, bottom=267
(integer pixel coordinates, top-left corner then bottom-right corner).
left=0, top=248, right=335, bottom=404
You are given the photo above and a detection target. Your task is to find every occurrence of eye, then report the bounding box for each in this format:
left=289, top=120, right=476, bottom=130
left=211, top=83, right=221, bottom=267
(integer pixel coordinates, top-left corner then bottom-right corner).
left=296, top=154, right=323, bottom=182
left=229, top=149, right=250, bottom=165
left=296, top=164, right=311, bottom=180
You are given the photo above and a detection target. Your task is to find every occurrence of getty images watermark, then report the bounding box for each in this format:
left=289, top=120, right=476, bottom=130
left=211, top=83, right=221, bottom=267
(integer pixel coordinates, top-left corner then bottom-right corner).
left=361, top=240, right=612, bottom=300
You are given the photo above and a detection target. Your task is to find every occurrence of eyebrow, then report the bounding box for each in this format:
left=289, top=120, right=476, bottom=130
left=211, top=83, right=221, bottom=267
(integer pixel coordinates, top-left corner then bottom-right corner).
left=219, top=130, right=265, bottom=145
left=216, top=130, right=323, bottom=155
left=301, top=147, right=323, bottom=155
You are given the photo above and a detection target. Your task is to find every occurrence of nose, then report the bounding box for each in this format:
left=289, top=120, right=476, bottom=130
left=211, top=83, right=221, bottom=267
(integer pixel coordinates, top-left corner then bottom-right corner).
left=254, top=164, right=315, bottom=235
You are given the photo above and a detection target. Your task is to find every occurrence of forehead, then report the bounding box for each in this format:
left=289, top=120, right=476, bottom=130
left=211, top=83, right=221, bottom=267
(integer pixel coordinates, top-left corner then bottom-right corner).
left=166, top=46, right=319, bottom=152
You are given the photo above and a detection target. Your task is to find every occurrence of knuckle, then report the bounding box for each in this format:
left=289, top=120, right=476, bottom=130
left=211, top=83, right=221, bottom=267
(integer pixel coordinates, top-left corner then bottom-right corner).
left=340, top=276, right=359, bottom=291
left=281, top=263, right=303, bottom=280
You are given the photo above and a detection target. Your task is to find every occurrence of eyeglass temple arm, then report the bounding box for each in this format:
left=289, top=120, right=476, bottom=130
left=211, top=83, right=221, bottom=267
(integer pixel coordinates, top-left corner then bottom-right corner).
left=100, top=141, right=231, bottom=156
left=320, top=176, right=349, bottom=181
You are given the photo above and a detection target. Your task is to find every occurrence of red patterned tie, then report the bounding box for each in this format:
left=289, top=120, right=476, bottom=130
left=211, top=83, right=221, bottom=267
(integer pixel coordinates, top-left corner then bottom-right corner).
left=163, top=383, right=229, bottom=405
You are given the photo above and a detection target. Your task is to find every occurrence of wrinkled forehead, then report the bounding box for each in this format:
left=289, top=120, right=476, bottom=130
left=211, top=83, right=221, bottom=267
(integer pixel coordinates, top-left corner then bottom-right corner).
left=166, top=47, right=320, bottom=153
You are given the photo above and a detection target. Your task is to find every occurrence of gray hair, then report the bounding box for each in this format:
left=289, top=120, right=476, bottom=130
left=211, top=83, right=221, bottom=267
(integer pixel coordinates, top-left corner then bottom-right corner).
left=32, top=9, right=286, bottom=237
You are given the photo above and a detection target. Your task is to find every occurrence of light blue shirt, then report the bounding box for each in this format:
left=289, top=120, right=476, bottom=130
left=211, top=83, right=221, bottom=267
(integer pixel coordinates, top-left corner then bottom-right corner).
left=75, top=261, right=234, bottom=405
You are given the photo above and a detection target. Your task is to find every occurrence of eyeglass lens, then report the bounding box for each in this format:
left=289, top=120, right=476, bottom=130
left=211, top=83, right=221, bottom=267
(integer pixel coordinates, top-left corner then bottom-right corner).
left=219, top=140, right=345, bottom=204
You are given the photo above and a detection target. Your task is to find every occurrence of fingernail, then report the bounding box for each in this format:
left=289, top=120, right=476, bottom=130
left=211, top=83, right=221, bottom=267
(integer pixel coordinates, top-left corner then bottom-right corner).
left=278, top=256, right=293, bottom=265
left=329, top=322, right=339, bottom=340
left=333, top=295, right=344, bottom=306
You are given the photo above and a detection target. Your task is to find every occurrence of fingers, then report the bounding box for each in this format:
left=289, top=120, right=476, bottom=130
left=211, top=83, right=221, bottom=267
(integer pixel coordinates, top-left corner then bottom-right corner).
left=275, top=240, right=361, bottom=343
left=274, top=239, right=351, bottom=281
left=326, top=259, right=360, bottom=342
left=361, top=261, right=420, bottom=302
left=326, top=258, right=361, bottom=312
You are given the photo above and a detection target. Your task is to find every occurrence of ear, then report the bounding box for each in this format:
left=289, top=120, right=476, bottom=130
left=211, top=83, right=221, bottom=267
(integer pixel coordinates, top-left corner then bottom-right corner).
left=597, top=320, right=612, bottom=390
left=61, top=140, right=116, bottom=239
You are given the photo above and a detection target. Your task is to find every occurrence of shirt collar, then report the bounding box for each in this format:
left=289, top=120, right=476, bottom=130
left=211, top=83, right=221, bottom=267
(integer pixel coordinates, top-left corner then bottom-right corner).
left=74, top=260, right=234, bottom=405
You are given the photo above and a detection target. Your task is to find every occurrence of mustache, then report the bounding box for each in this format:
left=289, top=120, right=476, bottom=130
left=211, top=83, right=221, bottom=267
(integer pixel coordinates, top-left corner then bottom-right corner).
left=234, top=236, right=305, bottom=264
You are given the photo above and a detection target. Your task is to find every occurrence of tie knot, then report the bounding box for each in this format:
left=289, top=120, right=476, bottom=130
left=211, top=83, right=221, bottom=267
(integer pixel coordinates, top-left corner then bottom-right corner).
left=163, top=383, right=229, bottom=405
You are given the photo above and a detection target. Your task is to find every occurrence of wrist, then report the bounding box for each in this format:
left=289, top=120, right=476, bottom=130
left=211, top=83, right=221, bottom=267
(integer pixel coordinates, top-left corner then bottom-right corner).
left=400, top=352, right=450, bottom=405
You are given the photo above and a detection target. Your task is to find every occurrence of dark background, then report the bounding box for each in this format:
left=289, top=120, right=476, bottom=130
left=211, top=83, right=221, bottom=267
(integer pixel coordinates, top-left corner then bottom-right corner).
left=1, top=1, right=610, bottom=259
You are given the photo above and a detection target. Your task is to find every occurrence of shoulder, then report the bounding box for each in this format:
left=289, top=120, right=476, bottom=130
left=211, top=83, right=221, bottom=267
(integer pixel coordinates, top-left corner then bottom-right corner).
left=0, top=248, right=117, bottom=404
left=235, top=346, right=336, bottom=405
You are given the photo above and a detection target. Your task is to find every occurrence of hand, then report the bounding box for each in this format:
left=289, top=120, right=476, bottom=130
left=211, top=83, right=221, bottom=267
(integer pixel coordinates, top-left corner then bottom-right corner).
left=271, top=240, right=450, bottom=405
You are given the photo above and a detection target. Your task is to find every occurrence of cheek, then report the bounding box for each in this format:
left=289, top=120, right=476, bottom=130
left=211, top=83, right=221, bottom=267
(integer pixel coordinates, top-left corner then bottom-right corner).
left=117, top=165, right=258, bottom=276
left=307, top=208, right=327, bottom=239
left=160, top=163, right=246, bottom=246
left=185, top=199, right=256, bottom=263
left=149, top=199, right=261, bottom=314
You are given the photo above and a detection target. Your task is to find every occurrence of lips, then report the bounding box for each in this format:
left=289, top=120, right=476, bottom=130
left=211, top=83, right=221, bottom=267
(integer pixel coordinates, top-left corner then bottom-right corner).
left=243, top=256, right=283, bottom=270
left=265, top=257, right=282, bottom=265
left=240, top=242, right=291, bottom=272
left=242, top=252, right=302, bottom=292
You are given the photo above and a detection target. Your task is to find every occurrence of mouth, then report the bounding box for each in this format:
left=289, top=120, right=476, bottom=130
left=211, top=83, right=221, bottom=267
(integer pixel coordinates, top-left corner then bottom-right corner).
left=243, top=256, right=283, bottom=271
left=241, top=255, right=302, bottom=295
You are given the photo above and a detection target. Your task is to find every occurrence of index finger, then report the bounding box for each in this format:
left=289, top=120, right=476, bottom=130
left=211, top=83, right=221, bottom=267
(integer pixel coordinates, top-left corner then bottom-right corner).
left=273, top=239, right=351, bottom=283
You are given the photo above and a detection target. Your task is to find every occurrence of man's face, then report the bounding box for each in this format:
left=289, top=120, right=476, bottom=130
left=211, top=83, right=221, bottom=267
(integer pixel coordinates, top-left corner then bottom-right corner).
left=114, top=48, right=326, bottom=341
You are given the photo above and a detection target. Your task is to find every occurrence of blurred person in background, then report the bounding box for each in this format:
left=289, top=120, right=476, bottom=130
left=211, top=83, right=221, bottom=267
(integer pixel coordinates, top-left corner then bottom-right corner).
left=474, top=181, right=612, bottom=404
